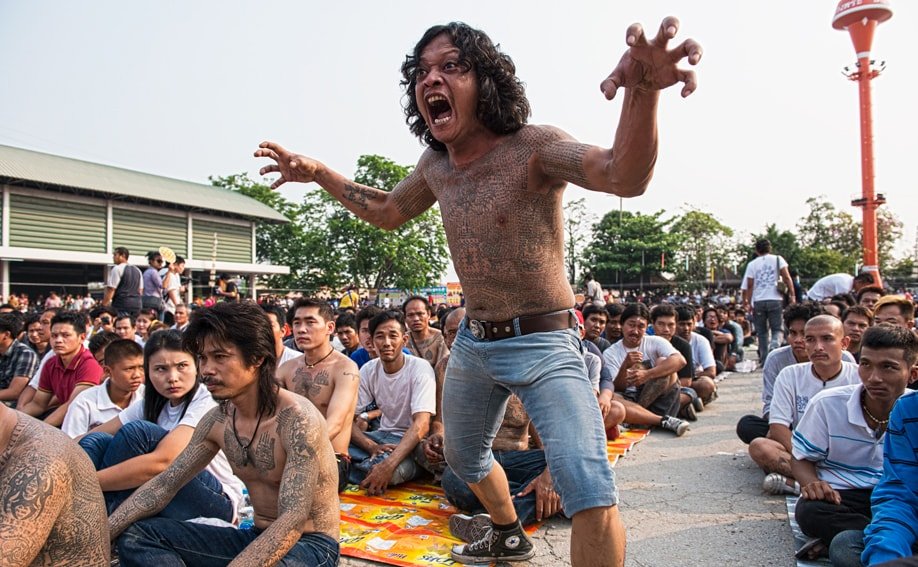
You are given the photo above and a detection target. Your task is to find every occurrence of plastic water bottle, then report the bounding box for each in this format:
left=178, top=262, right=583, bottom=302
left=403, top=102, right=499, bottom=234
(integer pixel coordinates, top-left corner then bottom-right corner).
left=238, top=489, right=255, bottom=530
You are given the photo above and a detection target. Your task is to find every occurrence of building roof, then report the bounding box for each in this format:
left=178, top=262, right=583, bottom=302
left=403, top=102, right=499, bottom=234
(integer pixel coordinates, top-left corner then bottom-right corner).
left=0, top=144, right=287, bottom=223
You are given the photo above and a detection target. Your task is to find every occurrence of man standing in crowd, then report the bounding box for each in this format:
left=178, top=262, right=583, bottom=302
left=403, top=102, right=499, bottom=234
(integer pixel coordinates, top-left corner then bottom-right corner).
left=108, top=301, right=341, bottom=565
left=102, top=247, right=143, bottom=317
left=403, top=295, right=449, bottom=367
left=142, top=251, right=166, bottom=319
left=748, top=315, right=861, bottom=495
left=0, top=312, right=39, bottom=405
left=21, top=311, right=104, bottom=426
left=0, top=402, right=110, bottom=564
left=743, top=238, right=796, bottom=365
left=277, top=298, right=360, bottom=492
left=257, top=17, right=700, bottom=566
left=584, top=273, right=606, bottom=307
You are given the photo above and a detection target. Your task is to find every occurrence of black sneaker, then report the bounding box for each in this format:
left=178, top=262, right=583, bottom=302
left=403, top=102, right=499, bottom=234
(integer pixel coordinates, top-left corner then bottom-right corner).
left=660, top=415, right=689, bottom=436
left=451, top=521, right=535, bottom=564
left=449, top=513, right=492, bottom=543
left=679, top=403, right=697, bottom=422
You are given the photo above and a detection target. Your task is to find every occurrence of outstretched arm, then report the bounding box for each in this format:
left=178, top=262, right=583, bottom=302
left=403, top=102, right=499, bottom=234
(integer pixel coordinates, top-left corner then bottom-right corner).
left=108, top=410, right=222, bottom=539
left=255, top=143, right=436, bottom=231
left=538, top=17, right=701, bottom=197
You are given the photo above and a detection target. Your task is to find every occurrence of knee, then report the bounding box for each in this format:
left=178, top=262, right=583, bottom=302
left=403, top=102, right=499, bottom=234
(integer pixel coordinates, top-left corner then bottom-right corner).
left=441, top=467, right=480, bottom=512
left=828, top=530, right=865, bottom=567
left=747, top=438, right=771, bottom=463
left=444, top=443, right=491, bottom=485
left=606, top=401, right=626, bottom=427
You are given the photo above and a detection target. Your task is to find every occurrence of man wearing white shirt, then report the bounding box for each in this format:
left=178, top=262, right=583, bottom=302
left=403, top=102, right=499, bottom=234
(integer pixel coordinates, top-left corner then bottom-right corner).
left=349, top=310, right=436, bottom=494
left=62, top=339, right=145, bottom=437
left=749, top=315, right=861, bottom=495
left=742, top=239, right=795, bottom=364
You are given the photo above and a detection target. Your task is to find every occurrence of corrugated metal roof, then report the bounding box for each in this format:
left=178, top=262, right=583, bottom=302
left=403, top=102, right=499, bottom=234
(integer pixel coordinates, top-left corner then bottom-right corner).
left=0, top=144, right=287, bottom=223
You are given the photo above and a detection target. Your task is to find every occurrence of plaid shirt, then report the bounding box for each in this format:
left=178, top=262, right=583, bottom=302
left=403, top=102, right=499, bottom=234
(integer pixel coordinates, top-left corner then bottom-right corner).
left=0, top=340, right=39, bottom=390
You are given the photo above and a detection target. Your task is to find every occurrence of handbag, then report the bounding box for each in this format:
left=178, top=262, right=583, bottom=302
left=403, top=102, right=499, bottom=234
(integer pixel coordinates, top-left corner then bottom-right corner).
left=775, top=256, right=788, bottom=294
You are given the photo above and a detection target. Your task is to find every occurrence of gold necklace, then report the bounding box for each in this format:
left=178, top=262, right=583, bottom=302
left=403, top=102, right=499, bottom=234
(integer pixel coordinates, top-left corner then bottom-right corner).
left=861, top=392, right=890, bottom=426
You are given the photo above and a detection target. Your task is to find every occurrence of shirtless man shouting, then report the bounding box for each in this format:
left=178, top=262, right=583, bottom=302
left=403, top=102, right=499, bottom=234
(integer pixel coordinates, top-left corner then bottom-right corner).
left=0, top=404, right=109, bottom=565
left=257, top=18, right=700, bottom=567
left=108, top=301, right=340, bottom=566
left=277, top=297, right=360, bottom=491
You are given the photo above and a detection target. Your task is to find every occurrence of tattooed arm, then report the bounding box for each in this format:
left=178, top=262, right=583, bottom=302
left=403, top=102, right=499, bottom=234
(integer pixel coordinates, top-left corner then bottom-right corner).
left=360, top=411, right=430, bottom=495
left=228, top=405, right=323, bottom=567
left=108, top=410, right=221, bottom=539
left=0, top=456, right=69, bottom=566
left=325, top=364, right=360, bottom=441
left=255, top=142, right=437, bottom=230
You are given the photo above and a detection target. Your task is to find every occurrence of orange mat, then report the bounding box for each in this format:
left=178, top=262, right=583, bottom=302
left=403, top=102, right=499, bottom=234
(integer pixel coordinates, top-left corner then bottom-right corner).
left=339, top=428, right=650, bottom=566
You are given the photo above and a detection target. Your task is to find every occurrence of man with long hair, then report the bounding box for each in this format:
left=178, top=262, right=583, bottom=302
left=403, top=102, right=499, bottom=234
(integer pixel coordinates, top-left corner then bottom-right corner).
left=107, top=302, right=340, bottom=566
left=256, top=19, right=701, bottom=566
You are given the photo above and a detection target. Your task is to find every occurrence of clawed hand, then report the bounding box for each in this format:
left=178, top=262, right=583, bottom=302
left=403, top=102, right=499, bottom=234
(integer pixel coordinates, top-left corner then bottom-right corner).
left=254, top=141, right=322, bottom=190
left=601, top=16, right=703, bottom=100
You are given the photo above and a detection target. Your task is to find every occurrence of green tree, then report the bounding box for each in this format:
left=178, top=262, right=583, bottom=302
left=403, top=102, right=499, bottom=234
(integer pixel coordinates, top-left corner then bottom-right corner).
left=584, top=210, right=676, bottom=288
left=743, top=224, right=803, bottom=275
left=876, top=208, right=904, bottom=272
left=316, top=154, right=449, bottom=290
left=794, top=196, right=861, bottom=278
left=563, top=198, right=595, bottom=285
left=669, top=208, right=740, bottom=283
left=211, top=173, right=322, bottom=290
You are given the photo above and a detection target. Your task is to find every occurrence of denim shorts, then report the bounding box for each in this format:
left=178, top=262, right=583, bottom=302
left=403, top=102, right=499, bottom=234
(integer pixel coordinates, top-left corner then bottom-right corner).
left=442, top=319, right=617, bottom=516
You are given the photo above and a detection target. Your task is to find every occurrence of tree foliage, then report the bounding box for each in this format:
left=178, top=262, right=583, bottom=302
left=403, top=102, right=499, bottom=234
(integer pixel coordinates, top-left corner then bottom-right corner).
left=216, top=155, right=449, bottom=291
left=563, top=198, right=595, bottom=285
left=669, top=208, right=740, bottom=283
left=584, top=210, right=676, bottom=287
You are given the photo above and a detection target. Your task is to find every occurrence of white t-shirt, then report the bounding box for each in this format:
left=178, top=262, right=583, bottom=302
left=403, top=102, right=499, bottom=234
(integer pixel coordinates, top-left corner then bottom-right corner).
left=278, top=347, right=302, bottom=367
left=742, top=254, right=787, bottom=303
left=357, top=355, right=436, bottom=435
left=603, top=334, right=679, bottom=377
left=586, top=280, right=605, bottom=306
left=162, top=269, right=182, bottom=313
left=583, top=351, right=602, bottom=392
left=28, top=349, right=56, bottom=390
left=61, top=380, right=145, bottom=437
left=792, top=384, right=884, bottom=491
left=769, top=361, right=861, bottom=429
left=806, top=273, right=854, bottom=302
left=118, top=386, right=245, bottom=515
left=689, top=332, right=716, bottom=375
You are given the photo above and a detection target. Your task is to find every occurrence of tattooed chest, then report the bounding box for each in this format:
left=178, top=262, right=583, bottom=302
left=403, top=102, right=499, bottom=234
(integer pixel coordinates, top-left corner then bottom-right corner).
left=224, top=426, right=283, bottom=478
left=292, top=367, right=332, bottom=402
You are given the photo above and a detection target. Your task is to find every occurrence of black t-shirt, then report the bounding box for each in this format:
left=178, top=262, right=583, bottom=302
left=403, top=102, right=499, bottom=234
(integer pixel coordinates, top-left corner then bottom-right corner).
left=668, top=335, right=695, bottom=380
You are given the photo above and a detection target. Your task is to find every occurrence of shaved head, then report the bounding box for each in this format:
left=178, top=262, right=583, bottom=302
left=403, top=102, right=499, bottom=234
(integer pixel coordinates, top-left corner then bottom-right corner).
left=805, top=314, right=844, bottom=336
left=445, top=307, right=466, bottom=327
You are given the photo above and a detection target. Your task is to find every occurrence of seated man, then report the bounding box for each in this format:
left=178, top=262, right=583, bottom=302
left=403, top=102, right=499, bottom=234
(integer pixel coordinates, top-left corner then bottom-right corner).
left=62, top=339, right=145, bottom=438
left=649, top=304, right=699, bottom=421
left=108, top=301, right=341, bottom=566
left=792, top=325, right=917, bottom=562
left=736, top=302, right=848, bottom=444
left=349, top=305, right=383, bottom=369
left=348, top=310, right=435, bottom=494
left=402, top=295, right=449, bottom=367
left=603, top=303, right=624, bottom=345
left=749, top=315, right=861, bottom=495
left=602, top=303, right=689, bottom=436
left=262, top=304, right=301, bottom=367
left=872, top=295, right=915, bottom=330
left=842, top=305, right=873, bottom=363
left=675, top=305, right=717, bottom=407
left=20, top=311, right=104, bottom=426
left=113, top=314, right=143, bottom=346
left=277, top=298, right=360, bottom=492
left=856, top=285, right=885, bottom=312
left=0, top=403, right=110, bottom=564
left=335, top=312, right=361, bottom=357
left=582, top=303, right=612, bottom=352
left=701, top=307, right=733, bottom=372
left=0, top=312, right=39, bottom=406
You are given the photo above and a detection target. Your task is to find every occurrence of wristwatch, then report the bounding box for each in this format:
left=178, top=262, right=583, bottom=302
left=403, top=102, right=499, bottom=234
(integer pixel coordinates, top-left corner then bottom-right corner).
left=358, top=412, right=369, bottom=421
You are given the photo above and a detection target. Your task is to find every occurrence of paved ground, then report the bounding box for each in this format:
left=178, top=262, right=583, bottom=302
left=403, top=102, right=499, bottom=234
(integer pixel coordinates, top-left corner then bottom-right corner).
left=341, top=364, right=798, bottom=567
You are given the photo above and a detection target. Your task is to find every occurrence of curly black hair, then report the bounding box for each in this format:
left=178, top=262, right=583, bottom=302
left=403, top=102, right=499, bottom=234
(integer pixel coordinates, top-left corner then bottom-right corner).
left=400, top=22, right=531, bottom=152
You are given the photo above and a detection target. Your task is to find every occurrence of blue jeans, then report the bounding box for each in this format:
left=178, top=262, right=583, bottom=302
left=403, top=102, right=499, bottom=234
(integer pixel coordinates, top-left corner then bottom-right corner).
left=347, top=429, right=421, bottom=486
left=443, top=321, right=616, bottom=517
left=80, top=420, right=233, bottom=522
left=117, top=517, right=339, bottom=566
left=753, top=299, right=784, bottom=363
left=442, top=449, right=547, bottom=526
left=830, top=529, right=865, bottom=567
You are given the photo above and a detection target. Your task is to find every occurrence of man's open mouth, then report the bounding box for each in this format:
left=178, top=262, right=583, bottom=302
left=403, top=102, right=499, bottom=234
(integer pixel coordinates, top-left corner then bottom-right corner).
left=426, top=95, right=452, bottom=125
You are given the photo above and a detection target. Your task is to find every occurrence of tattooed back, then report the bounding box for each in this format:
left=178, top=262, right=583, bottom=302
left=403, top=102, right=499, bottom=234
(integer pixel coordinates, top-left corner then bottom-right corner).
left=0, top=411, right=109, bottom=566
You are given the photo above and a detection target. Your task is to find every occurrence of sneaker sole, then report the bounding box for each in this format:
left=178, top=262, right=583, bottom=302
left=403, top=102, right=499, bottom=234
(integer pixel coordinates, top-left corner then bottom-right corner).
left=450, top=546, right=536, bottom=564
left=449, top=513, right=491, bottom=543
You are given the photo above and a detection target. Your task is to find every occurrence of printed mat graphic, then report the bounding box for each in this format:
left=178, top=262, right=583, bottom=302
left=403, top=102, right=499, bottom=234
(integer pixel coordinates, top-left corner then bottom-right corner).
left=786, top=496, right=831, bottom=567
left=339, top=428, right=650, bottom=567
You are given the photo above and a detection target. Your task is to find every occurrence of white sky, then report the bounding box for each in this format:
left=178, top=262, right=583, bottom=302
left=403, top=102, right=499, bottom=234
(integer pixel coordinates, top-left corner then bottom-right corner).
left=1, top=1, right=915, bottom=281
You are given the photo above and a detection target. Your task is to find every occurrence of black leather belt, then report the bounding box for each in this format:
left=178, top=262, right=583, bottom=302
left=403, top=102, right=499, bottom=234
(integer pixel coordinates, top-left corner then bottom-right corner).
left=465, top=310, right=577, bottom=341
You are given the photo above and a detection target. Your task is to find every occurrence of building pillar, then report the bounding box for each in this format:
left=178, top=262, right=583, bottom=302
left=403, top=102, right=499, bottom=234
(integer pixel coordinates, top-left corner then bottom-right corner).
left=248, top=274, right=257, bottom=301
left=1, top=260, right=9, bottom=300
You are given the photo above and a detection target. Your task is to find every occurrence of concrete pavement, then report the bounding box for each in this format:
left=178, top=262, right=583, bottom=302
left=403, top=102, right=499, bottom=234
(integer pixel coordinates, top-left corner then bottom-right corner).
left=341, top=365, right=798, bottom=567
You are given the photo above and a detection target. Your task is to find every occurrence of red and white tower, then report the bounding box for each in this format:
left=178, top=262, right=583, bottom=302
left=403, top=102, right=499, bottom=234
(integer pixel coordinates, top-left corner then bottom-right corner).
left=832, top=0, right=893, bottom=286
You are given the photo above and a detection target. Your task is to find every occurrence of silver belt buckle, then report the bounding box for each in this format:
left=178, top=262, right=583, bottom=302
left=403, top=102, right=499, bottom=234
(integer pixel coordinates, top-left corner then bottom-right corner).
left=469, top=319, right=486, bottom=340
